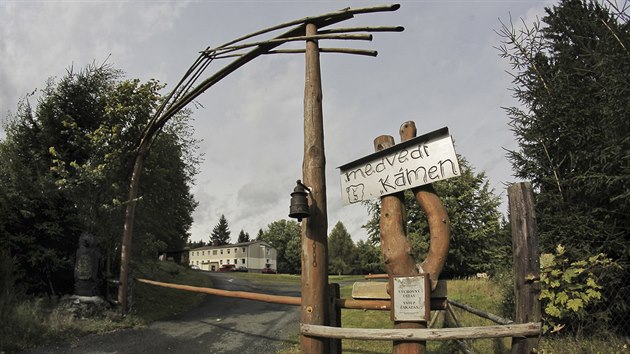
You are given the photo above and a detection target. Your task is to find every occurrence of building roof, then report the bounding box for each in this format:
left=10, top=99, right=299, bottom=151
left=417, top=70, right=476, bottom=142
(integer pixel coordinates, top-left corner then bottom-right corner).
left=189, top=240, right=273, bottom=251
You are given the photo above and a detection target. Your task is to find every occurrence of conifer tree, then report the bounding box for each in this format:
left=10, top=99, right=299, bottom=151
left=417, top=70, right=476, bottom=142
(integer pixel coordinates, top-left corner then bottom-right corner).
left=210, top=214, right=231, bottom=245
left=237, top=229, right=250, bottom=243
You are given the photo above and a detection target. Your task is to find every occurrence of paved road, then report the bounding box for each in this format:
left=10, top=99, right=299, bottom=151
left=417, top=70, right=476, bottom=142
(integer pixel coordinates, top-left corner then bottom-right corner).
left=25, top=272, right=301, bottom=354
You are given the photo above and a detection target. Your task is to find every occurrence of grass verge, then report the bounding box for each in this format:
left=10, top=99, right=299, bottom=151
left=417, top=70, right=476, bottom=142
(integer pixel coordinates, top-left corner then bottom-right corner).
left=0, top=261, right=211, bottom=353
left=279, top=277, right=629, bottom=353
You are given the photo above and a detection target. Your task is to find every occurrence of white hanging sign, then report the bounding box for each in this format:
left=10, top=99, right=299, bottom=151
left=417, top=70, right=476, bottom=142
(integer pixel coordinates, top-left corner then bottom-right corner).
left=338, top=127, right=460, bottom=205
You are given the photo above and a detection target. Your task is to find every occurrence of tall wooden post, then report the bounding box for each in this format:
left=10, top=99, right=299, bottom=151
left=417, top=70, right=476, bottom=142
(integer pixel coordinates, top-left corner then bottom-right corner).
left=508, top=182, right=541, bottom=354
left=301, top=21, right=329, bottom=354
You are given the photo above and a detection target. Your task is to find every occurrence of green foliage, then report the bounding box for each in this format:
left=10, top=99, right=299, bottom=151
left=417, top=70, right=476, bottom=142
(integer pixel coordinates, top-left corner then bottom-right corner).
left=0, top=63, right=200, bottom=295
left=539, top=245, right=619, bottom=336
left=259, top=219, right=301, bottom=274
left=0, top=249, right=17, bottom=325
left=187, top=240, right=206, bottom=249
left=328, top=221, right=356, bottom=275
left=210, top=214, right=231, bottom=245
left=364, top=156, right=508, bottom=278
left=498, top=0, right=630, bottom=332
left=354, top=240, right=384, bottom=274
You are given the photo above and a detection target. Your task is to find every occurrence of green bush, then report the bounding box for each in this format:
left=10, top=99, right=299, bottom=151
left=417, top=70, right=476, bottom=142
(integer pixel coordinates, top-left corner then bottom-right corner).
left=539, top=245, right=619, bottom=337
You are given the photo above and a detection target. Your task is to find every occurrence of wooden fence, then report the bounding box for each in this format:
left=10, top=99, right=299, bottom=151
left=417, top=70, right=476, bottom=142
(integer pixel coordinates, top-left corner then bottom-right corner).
left=137, top=182, right=541, bottom=353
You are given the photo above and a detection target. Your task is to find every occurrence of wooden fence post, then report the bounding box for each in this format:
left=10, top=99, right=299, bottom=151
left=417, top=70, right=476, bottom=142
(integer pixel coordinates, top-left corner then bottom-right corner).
left=329, top=283, right=342, bottom=354
left=301, top=21, right=329, bottom=354
left=508, top=182, right=541, bottom=354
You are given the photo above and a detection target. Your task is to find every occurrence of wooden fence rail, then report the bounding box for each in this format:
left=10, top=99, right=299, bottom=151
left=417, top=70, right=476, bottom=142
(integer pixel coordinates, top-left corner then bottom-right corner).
left=301, top=322, right=541, bottom=341
left=448, top=299, right=514, bottom=325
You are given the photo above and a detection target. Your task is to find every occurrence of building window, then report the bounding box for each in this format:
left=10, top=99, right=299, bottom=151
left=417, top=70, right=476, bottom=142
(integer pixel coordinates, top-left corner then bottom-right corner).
left=241, top=259, right=245, bottom=264
left=242, top=248, right=246, bottom=253
left=227, top=249, right=230, bottom=254
left=213, top=250, right=217, bottom=255
left=234, top=248, right=237, bottom=253
left=234, top=259, right=237, bottom=264
left=221, top=250, right=223, bottom=254
left=220, top=260, right=223, bottom=265
left=202, top=251, right=204, bottom=256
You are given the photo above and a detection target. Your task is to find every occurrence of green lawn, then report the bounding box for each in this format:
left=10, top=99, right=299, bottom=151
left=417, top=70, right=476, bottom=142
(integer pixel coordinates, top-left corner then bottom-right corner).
left=280, top=277, right=628, bottom=353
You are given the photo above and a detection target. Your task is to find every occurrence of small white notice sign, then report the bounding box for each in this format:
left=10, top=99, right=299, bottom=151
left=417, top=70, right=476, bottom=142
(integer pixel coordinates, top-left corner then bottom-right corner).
left=338, top=127, right=460, bottom=205
left=391, top=275, right=429, bottom=322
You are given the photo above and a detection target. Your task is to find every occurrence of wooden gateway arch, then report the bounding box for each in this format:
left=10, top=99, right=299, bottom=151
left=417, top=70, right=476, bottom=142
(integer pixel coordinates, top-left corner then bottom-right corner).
left=120, top=4, right=541, bottom=354
left=117, top=2, right=404, bottom=351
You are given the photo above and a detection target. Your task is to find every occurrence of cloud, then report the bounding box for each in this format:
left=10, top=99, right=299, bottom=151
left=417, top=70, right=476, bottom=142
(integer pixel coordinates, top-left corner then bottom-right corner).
left=1, top=1, right=554, bottom=243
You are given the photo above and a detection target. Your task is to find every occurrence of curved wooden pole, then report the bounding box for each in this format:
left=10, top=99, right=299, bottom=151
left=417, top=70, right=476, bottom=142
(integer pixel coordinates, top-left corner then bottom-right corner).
left=374, top=135, right=418, bottom=276
left=374, top=135, right=424, bottom=354
left=399, top=121, right=450, bottom=290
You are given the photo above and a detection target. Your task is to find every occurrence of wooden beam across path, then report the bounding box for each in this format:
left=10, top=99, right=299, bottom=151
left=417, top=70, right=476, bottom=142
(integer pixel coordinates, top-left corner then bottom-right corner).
left=136, top=278, right=301, bottom=306
left=301, top=322, right=542, bottom=341
left=137, top=278, right=448, bottom=310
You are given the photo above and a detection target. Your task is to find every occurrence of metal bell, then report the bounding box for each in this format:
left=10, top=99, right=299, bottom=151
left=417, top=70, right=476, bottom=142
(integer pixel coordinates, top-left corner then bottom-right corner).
left=289, top=180, right=310, bottom=221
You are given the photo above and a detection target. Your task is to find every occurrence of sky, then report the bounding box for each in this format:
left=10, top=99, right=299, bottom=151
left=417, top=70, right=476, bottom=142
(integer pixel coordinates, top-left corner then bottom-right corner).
left=0, top=0, right=552, bottom=244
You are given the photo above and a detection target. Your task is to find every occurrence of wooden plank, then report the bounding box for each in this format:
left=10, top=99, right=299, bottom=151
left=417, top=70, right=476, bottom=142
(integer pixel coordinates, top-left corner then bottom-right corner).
left=352, top=281, right=388, bottom=299
left=508, top=182, right=541, bottom=354
left=301, top=322, right=542, bottom=341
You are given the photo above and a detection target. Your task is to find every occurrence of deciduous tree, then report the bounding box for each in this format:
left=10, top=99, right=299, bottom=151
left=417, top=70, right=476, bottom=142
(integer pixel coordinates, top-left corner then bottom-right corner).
left=354, top=240, right=384, bottom=274
left=259, top=219, right=301, bottom=274
left=328, top=221, right=356, bottom=275
left=0, top=63, right=199, bottom=294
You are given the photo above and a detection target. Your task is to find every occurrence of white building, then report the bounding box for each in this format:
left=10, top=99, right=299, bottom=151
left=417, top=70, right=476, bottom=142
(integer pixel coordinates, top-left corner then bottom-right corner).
left=189, top=240, right=277, bottom=272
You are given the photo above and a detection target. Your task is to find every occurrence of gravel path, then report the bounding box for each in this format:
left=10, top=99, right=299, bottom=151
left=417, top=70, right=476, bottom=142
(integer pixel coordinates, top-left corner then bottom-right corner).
left=23, top=272, right=301, bottom=354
